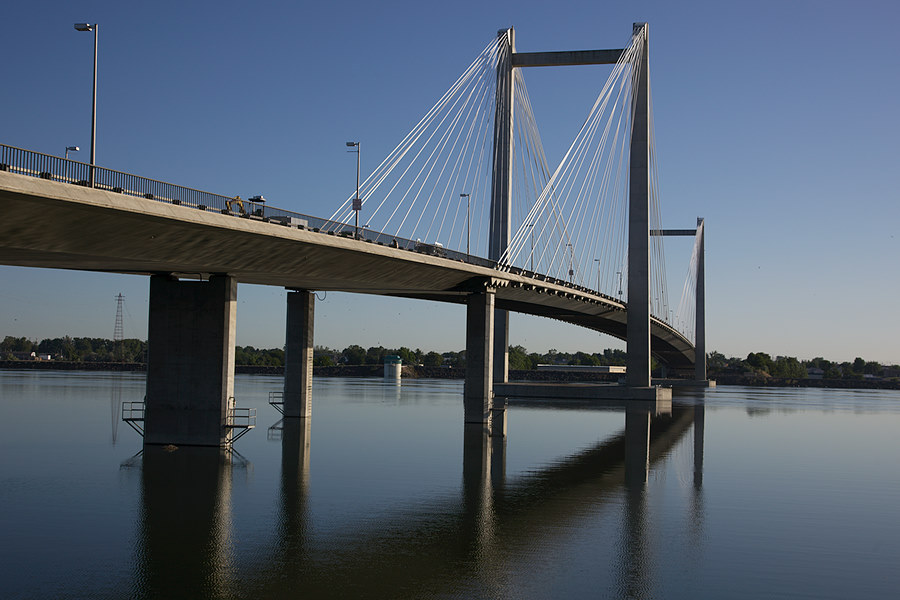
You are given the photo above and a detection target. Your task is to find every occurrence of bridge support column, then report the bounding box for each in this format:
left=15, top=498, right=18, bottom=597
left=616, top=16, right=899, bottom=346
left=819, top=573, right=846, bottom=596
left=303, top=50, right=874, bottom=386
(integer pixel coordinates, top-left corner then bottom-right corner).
left=626, top=22, right=652, bottom=390
left=464, top=290, right=495, bottom=427
left=490, top=27, right=514, bottom=389
left=144, top=274, right=236, bottom=447
left=284, top=290, right=314, bottom=418
left=695, top=218, right=707, bottom=382
left=493, top=310, right=509, bottom=384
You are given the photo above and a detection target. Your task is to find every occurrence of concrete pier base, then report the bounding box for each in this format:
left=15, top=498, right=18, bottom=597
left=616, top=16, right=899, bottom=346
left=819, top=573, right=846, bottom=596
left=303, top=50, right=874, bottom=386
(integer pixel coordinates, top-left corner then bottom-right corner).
left=494, top=382, right=672, bottom=403
left=653, top=378, right=716, bottom=388
left=144, top=274, right=236, bottom=447
left=284, top=290, right=314, bottom=418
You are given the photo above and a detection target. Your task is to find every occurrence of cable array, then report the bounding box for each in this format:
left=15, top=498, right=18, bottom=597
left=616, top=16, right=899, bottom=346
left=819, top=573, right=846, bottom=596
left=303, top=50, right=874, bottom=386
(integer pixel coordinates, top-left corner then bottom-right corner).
left=648, top=80, right=670, bottom=321
left=500, top=28, right=645, bottom=302
left=673, top=220, right=703, bottom=342
left=324, top=26, right=690, bottom=336
left=326, top=36, right=506, bottom=256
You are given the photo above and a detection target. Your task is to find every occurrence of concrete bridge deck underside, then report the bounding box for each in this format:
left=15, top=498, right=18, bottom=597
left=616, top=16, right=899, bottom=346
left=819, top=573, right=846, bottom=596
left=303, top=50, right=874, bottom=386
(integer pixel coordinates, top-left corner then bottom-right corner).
left=0, top=172, right=694, bottom=369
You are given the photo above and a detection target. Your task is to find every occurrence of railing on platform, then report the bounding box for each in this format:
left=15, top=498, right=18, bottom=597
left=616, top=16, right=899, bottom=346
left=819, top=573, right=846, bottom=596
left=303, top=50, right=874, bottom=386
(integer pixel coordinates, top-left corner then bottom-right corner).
left=226, top=402, right=256, bottom=444
left=120, top=396, right=256, bottom=444
left=0, top=142, right=498, bottom=269
left=121, top=400, right=145, bottom=436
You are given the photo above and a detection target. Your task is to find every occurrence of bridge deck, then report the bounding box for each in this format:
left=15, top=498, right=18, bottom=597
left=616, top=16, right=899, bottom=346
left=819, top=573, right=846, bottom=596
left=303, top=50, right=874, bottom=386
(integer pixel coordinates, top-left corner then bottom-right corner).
left=0, top=171, right=695, bottom=369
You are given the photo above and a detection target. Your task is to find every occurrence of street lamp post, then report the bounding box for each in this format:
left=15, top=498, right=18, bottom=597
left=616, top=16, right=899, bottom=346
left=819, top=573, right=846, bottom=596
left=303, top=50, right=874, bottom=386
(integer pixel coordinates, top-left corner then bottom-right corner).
left=566, top=243, right=574, bottom=282
left=616, top=271, right=623, bottom=300
left=593, top=258, right=601, bottom=291
left=526, top=222, right=535, bottom=272
left=64, top=146, right=79, bottom=182
left=460, top=193, right=470, bottom=258
left=74, top=23, right=98, bottom=187
left=346, top=141, right=360, bottom=237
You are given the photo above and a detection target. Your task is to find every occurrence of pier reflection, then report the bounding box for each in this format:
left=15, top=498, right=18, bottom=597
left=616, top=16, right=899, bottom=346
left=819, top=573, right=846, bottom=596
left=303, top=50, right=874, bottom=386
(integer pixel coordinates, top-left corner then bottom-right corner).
left=276, top=417, right=311, bottom=549
left=132, top=446, right=240, bottom=599
left=129, top=402, right=704, bottom=599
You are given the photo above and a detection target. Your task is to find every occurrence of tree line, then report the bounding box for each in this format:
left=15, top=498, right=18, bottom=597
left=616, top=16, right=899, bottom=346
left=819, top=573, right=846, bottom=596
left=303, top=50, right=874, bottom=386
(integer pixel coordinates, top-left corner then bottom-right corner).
left=709, top=351, right=898, bottom=380
left=2, top=335, right=897, bottom=379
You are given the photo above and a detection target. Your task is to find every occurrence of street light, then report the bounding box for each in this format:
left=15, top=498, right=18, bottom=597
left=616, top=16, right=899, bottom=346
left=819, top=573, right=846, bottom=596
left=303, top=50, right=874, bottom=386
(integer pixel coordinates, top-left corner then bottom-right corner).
left=526, top=222, right=535, bottom=271
left=566, top=243, right=574, bottom=282
left=74, top=23, right=98, bottom=187
left=616, top=271, right=623, bottom=299
left=64, top=146, right=79, bottom=182
left=346, top=141, right=360, bottom=237
left=460, top=193, right=470, bottom=258
left=593, top=258, right=601, bottom=291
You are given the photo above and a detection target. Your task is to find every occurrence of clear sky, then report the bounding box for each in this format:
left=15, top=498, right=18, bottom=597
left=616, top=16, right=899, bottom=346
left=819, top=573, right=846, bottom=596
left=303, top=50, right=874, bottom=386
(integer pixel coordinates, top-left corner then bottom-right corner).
left=2, top=0, right=898, bottom=364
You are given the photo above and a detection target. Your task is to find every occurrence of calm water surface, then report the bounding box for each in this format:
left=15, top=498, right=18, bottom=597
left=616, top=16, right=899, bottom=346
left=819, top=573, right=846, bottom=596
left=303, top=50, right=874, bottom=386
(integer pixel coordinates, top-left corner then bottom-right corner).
left=1, top=370, right=899, bottom=599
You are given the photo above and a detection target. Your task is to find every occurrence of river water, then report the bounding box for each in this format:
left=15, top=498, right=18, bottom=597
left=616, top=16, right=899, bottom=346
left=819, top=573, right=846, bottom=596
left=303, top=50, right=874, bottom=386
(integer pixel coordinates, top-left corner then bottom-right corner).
left=1, top=370, right=898, bottom=599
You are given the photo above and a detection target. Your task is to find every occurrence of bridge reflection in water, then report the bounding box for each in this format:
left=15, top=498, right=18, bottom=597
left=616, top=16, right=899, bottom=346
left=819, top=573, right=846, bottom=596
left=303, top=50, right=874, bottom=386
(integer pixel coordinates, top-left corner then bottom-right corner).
left=131, top=403, right=704, bottom=599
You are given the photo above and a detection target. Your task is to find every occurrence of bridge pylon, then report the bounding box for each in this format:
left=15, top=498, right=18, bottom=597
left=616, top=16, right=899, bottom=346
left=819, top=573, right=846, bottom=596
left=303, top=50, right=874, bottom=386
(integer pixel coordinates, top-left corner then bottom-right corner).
left=489, top=27, right=515, bottom=386
left=626, top=22, right=652, bottom=390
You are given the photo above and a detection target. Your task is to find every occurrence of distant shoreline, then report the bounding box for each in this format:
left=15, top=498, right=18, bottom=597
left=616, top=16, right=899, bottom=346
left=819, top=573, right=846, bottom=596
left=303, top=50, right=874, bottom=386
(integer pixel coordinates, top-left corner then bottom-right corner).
left=2, top=360, right=898, bottom=391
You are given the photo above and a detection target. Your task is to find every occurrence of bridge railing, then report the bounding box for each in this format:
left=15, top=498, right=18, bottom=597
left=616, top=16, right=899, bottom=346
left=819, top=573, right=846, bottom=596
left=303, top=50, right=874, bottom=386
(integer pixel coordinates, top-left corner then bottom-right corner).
left=1, top=143, right=499, bottom=268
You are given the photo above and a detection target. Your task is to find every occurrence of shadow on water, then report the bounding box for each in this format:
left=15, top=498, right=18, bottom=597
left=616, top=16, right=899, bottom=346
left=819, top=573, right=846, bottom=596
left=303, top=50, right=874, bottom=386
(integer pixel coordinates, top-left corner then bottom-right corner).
left=127, top=403, right=704, bottom=599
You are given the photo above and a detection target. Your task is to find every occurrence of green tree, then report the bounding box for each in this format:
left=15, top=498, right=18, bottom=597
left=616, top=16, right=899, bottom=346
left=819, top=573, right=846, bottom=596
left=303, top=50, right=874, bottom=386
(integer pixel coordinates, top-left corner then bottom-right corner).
left=423, top=351, right=444, bottom=367
left=570, top=351, right=600, bottom=366
left=864, top=361, right=882, bottom=375
left=365, top=346, right=387, bottom=365
left=314, top=354, right=335, bottom=367
left=707, top=351, right=727, bottom=370
left=341, top=345, right=366, bottom=365
left=601, top=348, right=627, bottom=366
left=771, top=356, right=805, bottom=378
left=746, top=352, right=773, bottom=374
left=1, top=336, right=34, bottom=354
left=508, top=345, right=533, bottom=370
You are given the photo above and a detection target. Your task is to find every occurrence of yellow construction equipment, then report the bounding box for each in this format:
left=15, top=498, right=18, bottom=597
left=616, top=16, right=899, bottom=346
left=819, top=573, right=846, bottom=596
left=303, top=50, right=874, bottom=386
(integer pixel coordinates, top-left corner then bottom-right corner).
left=226, top=195, right=246, bottom=215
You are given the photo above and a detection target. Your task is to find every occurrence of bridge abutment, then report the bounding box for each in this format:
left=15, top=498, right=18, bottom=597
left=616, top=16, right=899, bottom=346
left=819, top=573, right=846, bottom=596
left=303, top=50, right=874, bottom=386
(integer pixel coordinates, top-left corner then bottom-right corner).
left=144, top=274, right=237, bottom=447
left=284, top=290, right=314, bottom=418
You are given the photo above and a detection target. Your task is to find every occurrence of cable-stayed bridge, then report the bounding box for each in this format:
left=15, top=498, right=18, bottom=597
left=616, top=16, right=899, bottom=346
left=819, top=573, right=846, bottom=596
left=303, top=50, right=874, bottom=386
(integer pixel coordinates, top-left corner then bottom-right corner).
left=0, top=23, right=707, bottom=445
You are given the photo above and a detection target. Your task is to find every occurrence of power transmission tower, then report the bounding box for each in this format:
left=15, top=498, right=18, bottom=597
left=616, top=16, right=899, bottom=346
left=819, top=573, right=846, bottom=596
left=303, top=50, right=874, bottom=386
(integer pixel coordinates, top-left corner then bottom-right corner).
left=113, top=293, right=125, bottom=362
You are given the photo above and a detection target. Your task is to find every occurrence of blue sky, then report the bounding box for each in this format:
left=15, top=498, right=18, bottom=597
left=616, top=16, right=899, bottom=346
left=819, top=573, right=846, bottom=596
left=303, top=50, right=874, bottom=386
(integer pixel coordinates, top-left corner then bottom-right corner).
left=2, top=0, right=898, bottom=363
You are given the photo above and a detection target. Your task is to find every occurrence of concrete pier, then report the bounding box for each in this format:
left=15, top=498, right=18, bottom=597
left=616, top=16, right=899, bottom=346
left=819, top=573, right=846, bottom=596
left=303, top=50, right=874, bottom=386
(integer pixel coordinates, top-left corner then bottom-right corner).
left=284, top=290, right=314, bottom=418
left=144, top=274, right=237, bottom=446
left=464, top=291, right=495, bottom=425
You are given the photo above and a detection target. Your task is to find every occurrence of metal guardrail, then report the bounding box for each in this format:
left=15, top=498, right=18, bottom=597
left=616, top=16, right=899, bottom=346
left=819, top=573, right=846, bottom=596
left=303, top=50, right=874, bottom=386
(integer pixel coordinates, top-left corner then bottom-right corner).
left=0, top=143, right=643, bottom=318
left=0, top=142, right=499, bottom=269
left=227, top=404, right=256, bottom=444
left=121, top=400, right=145, bottom=436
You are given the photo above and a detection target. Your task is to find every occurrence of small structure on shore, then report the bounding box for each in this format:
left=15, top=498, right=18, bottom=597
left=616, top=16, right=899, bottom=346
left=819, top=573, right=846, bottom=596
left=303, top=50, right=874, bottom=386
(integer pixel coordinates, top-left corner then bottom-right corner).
left=384, top=355, right=402, bottom=381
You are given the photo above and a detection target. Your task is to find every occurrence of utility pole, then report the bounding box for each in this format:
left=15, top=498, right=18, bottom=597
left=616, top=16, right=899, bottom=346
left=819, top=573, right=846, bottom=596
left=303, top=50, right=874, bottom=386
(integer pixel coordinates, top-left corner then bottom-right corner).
left=113, top=293, right=125, bottom=362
